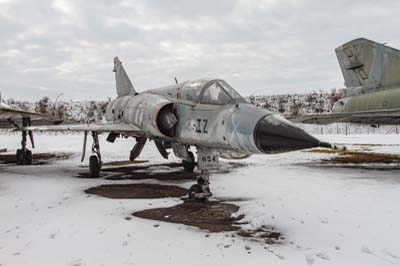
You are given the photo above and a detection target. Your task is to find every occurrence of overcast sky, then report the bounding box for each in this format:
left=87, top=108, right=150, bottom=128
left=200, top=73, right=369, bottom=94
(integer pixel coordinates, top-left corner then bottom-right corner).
left=1, top=0, right=399, bottom=101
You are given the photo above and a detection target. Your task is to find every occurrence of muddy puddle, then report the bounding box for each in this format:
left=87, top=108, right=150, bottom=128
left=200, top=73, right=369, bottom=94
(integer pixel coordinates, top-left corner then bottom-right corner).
left=133, top=200, right=243, bottom=232
left=85, top=183, right=188, bottom=199
left=0, top=152, right=72, bottom=165
left=238, top=225, right=284, bottom=244
left=77, top=162, right=198, bottom=181
left=83, top=160, right=282, bottom=242
left=133, top=199, right=283, bottom=243
left=85, top=182, right=282, bottom=243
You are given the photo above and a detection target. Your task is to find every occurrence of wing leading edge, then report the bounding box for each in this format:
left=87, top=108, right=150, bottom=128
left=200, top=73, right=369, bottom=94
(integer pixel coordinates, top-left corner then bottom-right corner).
left=25, top=122, right=143, bottom=134
left=25, top=123, right=145, bottom=135
left=289, top=108, right=400, bottom=125
left=0, top=107, right=48, bottom=120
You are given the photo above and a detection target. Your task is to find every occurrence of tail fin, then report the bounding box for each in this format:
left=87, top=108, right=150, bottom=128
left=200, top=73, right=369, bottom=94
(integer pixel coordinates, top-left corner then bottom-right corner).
left=335, top=38, right=400, bottom=89
left=113, top=57, right=136, bottom=97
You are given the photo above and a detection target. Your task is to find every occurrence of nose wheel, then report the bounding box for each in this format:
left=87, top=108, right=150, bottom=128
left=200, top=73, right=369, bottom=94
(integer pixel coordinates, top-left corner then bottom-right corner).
left=188, top=170, right=212, bottom=201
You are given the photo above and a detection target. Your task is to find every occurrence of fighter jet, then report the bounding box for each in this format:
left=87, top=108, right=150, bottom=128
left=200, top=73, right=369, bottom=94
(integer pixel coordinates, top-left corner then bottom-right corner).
left=24, top=57, right=332, bottom=200
left=0, top=93, right=46, bottom=121
left=0, top=92, right=51, bottom=162
left=291, top=38, right=400, bottom=125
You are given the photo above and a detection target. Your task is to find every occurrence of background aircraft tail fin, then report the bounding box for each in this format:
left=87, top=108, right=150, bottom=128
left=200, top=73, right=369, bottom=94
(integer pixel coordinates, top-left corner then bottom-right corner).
left=335, top=38, right=400, bottom=89
left=113, top=57, right=136, bottom=97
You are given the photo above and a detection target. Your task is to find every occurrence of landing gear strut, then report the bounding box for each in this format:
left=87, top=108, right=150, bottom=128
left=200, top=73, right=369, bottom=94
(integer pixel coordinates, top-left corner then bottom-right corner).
left=16, top=118, right=33, bottom=165
left=88, top=132, right=102, bottom=178
left=182, top=151, right=195, bottom=172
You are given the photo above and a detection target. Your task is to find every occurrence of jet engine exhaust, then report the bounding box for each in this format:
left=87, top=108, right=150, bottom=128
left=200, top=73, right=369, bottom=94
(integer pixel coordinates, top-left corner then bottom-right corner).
left=157, top=104, right=177, bottom=137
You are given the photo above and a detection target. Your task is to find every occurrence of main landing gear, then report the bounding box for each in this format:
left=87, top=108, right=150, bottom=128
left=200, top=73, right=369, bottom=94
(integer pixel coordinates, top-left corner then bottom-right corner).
left=182, top=151, right=195, bottom=172
left=88, top=132, right=102, bottom=178
left=15, top=118, right=33, bottom=165
left=16, top=130, right=32, bottom=165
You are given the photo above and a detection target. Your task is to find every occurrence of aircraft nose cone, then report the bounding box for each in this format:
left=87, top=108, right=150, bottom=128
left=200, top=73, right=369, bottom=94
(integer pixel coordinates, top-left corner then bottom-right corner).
left=254, top=114, right=321, bottom=153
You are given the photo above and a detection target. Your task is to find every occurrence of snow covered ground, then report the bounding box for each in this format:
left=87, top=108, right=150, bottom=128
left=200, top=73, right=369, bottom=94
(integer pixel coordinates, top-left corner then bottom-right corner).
left=1, top=133, right=400, bottom=266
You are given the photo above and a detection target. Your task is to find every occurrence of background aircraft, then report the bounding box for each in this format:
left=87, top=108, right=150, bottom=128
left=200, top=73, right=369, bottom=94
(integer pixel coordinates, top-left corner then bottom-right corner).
left=291, top=38, right=400, bottom=125
left=0, top=92, right=50, bottom=160
left=25, top=57, right=332, bottom=200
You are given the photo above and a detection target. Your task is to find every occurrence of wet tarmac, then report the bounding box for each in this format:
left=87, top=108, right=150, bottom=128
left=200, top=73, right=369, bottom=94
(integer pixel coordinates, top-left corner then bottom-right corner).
left=85, top=183, right=188, bottom=199
left=0, top=152, right=72, bottom=165
left=84, top=166, right=283, bottom=243
left=85, top=179, right=283, bottom=242
left=133, top=200, right=243, bottom=232
left=1, top=152, right=282, bottom=240
left=238, top=225, right=285, bottom=244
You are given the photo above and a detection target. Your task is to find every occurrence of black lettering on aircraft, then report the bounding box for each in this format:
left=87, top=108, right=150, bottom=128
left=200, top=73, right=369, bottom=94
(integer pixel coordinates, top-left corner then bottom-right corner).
left=194, top=119, right=209, bottom=134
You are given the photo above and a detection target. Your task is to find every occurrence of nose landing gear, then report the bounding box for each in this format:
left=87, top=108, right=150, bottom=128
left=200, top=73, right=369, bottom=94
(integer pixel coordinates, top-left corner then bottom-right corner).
left=188, top=169, right=212, bottom=201
left=185, top=149, right=218, bottom=202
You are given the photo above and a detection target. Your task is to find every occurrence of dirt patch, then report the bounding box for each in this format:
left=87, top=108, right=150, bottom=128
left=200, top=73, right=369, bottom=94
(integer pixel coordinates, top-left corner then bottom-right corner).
left=86, top=182, right=281, bottom=237
left=0, top=152, right=72, bottom=164
left=323, top=152, right=400, bottom=164
left=101, top=162, right=198, bottom=181
left=306, top=148, right=342, bottom=154
left=77, top=161, right=248, bottom=181
left=133, top=200, right=244, bottom=232
left=85, top=183, right=188, bottom=199
left=102, top=161, right=247, bottom=175
left=328, top=152, right=400, bottom=164
left=238, top=225, right=284, bottom=244
left=77, top=162, right=198, bottom=181
left=105, top=170, right=198, bottom=181
left=103, top=162, right=183, bottom=172
left=307, top=148, right=400, bottom=164
left=327, top=151, right=400, bottom=164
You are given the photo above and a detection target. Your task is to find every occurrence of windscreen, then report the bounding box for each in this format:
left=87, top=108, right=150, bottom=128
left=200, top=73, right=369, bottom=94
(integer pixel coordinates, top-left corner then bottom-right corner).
left=218, top=80, right=246, bottom=103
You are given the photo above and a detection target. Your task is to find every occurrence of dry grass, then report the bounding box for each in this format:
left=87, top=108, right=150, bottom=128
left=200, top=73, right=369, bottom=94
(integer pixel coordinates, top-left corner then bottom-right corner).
left=328, top=152, right=400, bottom=164
left=307, top=148, right=400, bottom=164
left=306, top=148, right=340, bottom=154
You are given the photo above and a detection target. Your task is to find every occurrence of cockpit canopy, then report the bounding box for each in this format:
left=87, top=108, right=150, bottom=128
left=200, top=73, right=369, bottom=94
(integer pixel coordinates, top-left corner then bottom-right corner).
left=181, top=79, right=246, bottom=105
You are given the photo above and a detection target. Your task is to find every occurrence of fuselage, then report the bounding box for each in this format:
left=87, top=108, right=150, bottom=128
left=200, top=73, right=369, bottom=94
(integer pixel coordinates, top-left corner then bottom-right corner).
left=0, top=101, right=11, bottom=110
left=333, top=86, right=400, bottom=113
left=105, top=79, right=323, bottom=155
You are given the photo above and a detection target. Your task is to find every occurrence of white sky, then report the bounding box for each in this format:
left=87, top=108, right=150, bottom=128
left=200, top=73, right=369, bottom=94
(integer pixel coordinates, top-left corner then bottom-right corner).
left=1, top=0, right=400, bottom=101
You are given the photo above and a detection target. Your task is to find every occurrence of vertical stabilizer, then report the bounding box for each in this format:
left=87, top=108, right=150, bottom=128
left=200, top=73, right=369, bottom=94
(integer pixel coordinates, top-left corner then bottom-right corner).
left=335, top=38, right=400, bottom=89
left=113, top=57, right=136, bottom=97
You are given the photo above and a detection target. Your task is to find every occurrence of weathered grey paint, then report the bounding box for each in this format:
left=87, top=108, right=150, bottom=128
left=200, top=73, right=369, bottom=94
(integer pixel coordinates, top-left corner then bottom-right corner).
left=291, top=38, right=400, bottom=125
left=334, top=38, right=400, bottom=113
left=27, top=57, right=325, bottom=160
left=105, top=75, right=321, bottom=155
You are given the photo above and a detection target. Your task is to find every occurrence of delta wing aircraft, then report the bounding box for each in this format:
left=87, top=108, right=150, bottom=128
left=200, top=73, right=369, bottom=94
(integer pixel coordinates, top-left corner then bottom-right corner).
left=0, top=93, right=50, bottom=158
left=24, top=57, right=332, bottom=200
left=291, top=38, right=400, bottom=125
